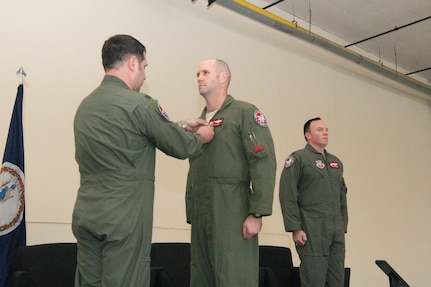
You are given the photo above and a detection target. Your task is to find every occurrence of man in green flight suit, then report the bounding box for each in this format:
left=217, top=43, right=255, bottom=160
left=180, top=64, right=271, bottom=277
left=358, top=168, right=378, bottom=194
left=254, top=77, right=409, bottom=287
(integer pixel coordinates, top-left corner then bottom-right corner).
left=279, top=117, right=348, bottom=287
left=72, top=35, right=214, bottom=287
left=186, top=58, right=277, bottom=287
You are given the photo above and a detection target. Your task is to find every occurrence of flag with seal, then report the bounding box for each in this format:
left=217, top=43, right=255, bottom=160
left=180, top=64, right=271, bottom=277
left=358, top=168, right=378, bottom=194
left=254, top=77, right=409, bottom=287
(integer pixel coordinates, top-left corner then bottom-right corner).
left=0, top=84, right=26, bottom=287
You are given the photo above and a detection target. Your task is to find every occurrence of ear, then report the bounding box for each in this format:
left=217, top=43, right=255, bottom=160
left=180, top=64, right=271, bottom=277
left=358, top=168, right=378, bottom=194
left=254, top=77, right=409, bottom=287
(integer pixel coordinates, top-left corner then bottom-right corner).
left=219, top=71, right=228, bottom=84
left=127, top=55, right=138, bottom=72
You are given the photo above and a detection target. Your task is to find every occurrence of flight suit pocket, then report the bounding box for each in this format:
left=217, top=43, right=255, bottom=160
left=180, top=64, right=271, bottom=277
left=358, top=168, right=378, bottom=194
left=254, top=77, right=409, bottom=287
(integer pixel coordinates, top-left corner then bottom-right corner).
left=300, top=212, right=331, bottom=256
left=244, top=131, right=267, bottom=158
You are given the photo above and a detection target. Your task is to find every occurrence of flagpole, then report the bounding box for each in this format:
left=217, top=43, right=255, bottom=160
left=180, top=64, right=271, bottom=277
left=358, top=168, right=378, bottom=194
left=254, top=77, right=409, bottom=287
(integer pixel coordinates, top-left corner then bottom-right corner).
left=16, top=66, right=26, bottom=84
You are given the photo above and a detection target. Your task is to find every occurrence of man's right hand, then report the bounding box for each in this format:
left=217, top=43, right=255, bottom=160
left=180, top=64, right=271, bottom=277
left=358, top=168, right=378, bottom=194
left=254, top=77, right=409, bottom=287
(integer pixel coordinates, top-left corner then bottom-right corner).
left=197, top=125, right=214, bottom=144
left=293, top=229, right=307, bottom=246
left=185, top=118, right=209, bottom=133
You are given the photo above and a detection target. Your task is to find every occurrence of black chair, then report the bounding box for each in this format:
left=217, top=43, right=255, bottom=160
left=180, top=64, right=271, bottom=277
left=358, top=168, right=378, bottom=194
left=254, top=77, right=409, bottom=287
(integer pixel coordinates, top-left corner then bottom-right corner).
left=259, top=245, right=296, bottom=287
left=150, top=242, right=191, bottom=287
left=11, top=271, right=37, bottom=287
left=11, top=243, right=77, bottom=287
left=259, top=266, right=282, bottom=287
left=12, top=242, right=183, bottom=287
left=375, top=260, right=410, bottom=287
left=151, top=242, right=281, bottom=287
left=150, top=266, right=177, bottom=287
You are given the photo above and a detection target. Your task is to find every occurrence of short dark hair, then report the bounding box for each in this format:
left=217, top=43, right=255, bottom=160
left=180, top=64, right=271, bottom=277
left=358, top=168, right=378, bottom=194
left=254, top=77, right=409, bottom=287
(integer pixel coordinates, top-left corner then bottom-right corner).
left=303, top=117, right=321, bottom=141
left=102, top=34, right=146, bottom=71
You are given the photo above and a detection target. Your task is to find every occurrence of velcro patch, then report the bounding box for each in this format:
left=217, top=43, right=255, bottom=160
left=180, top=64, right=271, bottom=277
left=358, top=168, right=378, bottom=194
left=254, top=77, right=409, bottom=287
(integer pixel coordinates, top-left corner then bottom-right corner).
left=253, top=145, right=264, bottom=153
left=210, top=118, right=224, bottom=127
left=284, top=156, right=294, bottom=168
left=158, top=102, right=170, bottom=121
left=253, top=110, right=268, bottom=127
left=315, top=160, right=325, bottom=169
left=329, top=162, right=339, bottom=169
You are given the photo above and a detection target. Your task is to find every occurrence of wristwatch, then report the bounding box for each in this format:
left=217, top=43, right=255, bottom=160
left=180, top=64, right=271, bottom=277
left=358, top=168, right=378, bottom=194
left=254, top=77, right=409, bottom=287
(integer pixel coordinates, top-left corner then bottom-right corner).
left=181, top=120, right=187, bottom=130
left=251, top=213, right=263, bottom=218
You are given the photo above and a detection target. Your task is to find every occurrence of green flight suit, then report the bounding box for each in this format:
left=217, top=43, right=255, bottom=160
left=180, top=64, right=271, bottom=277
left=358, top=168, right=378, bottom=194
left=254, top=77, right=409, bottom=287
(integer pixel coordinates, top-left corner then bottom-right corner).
left=72, top=75, right=203, bottom=287
left=186, top=95, right=277, bottom=287
left=279, top=144, right=348, bottom=287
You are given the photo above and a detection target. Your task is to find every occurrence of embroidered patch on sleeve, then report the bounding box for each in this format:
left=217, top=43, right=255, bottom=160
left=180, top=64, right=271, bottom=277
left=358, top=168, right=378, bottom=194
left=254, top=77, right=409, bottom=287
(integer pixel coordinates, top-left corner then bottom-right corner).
left=253, top=145, right=264, bottom=153
left=284, top=156, right=294, bottom=168
left=253, top=110, right=268, bottom=127
left=158, top=102, right=170, bottom=121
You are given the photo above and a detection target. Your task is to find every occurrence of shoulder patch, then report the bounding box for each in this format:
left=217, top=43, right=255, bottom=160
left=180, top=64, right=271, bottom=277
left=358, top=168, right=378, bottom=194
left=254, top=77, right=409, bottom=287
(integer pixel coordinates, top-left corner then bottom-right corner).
left=157, top=101, right=170, bottom=121
left=253, top=110, right=268, bottom=127
left=284, top=156, right=295, bottom=168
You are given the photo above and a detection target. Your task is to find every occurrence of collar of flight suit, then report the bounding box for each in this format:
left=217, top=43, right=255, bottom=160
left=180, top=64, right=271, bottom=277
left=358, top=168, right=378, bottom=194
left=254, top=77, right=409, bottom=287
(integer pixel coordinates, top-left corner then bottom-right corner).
left=101, top=75, right=131, bottom=91
left=305, top=143, right=328, bottom=157
left=200, top=94, right=234, bottom=118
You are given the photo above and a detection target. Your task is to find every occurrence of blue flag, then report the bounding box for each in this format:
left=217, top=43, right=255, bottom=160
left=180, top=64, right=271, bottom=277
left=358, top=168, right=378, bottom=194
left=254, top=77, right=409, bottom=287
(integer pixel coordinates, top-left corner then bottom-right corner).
left=0, top=84, right=26, bottom=287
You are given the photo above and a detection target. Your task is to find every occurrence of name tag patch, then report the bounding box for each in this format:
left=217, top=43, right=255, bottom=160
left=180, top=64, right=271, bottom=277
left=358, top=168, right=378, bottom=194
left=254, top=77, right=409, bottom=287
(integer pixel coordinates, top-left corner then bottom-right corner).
left=329, top=162, right=339, bottom=169
left=210, top=118, right=224, bottom=127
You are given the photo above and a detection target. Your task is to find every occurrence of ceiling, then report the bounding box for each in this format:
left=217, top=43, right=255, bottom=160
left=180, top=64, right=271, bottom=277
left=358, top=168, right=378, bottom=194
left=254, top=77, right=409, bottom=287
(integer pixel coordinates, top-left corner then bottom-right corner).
left=207, top=0, right=431, bottom=94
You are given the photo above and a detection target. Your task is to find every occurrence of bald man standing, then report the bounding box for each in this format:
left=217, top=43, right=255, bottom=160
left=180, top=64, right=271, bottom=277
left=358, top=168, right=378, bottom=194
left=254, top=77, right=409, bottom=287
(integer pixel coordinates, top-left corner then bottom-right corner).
left=185, top=59, right=277, bottom=287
